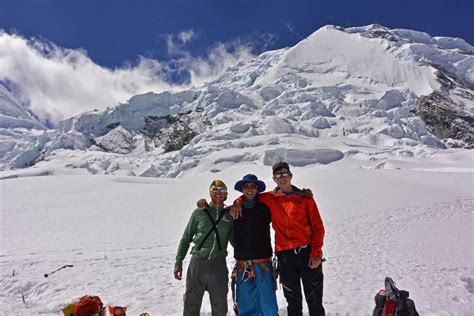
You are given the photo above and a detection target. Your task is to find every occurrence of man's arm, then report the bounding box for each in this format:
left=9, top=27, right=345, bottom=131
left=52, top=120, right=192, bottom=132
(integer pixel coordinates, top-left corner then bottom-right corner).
left=256, top=191, right=272, bottom=204
left=197, top=198, right=243, bottom=220
left=230, top=197, right=244, bottom=219
left=307, top=197, right=325, bottom=266
left=228, top=208, right=235, bottom=248
left=174, top=210, right=198, bottom=280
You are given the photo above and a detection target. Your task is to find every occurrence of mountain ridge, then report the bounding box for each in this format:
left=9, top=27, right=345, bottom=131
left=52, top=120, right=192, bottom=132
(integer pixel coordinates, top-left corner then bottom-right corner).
left=1, top=24, right=472, bottom=177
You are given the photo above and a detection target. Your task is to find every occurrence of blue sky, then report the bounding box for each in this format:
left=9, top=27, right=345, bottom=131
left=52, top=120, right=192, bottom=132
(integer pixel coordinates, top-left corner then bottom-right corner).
left=0, top=0, right=473, bottom=123
left=1, top=0, right=473, bottom=68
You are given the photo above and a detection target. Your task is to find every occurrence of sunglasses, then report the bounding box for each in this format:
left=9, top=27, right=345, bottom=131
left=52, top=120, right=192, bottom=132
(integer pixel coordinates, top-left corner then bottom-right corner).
left=273, top=172, right=291, bottom=179
left=210, top=187, right=227, bottom=193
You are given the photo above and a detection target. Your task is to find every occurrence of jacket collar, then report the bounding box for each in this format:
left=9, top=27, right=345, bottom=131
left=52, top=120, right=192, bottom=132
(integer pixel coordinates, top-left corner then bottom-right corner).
left=272, top=185, right=307, bottom=197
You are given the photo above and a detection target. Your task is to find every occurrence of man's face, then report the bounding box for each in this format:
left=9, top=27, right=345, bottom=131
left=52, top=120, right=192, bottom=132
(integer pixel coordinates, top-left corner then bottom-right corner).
left=273, top=168, right=292, bottom=187
left=242, top=182, right=258, bottom=201
left=209, top=186, right=228, bottom=204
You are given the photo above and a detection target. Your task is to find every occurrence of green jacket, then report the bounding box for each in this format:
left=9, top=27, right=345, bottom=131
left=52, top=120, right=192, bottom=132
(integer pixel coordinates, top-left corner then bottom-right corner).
left=175, top=206, right=234, bottom=269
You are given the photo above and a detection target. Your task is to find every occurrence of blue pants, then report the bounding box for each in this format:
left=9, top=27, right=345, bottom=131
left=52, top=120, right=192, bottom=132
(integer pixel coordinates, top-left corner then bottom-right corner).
left=233, top=259, right=279, bottom=316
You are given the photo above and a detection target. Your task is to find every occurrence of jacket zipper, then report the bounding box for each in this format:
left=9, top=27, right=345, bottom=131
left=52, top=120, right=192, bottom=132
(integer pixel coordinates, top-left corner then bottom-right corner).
left=208, top=208, right=218, bottom=260
left=284, top=197, right=293, bottom=249
left=249, top=207, right=253, bottom=259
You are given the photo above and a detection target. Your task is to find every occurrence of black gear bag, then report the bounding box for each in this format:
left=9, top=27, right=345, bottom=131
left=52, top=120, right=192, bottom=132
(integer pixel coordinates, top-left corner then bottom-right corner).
left=373, top=277, right=419, bottom=316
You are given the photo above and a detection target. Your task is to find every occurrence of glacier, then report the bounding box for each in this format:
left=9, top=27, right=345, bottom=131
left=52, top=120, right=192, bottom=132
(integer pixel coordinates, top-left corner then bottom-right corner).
left=0, top=24, right=472, bottom=178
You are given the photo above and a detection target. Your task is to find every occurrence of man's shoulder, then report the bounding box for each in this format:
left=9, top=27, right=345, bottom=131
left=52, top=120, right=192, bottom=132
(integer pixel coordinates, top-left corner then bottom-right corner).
left=193, top=206, right=230, bottom=213
left=193, top=207, right=208, bottom=212
left=255, top=201, right=271, bottom=211
left=191, top=208, right=206, bottom=217
left=290, top=186, right=316, bottom=199
left=257, top=191, right=276, bottom=200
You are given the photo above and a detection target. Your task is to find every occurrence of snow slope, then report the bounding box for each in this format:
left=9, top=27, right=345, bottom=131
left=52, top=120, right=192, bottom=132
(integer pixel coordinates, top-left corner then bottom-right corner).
left=0, top=82, right=50, bottom=172
left=1, top=157, right=473, bottom=315
left=0, top=84, right=45, bottom=130
left=258, top=25, right=440, bottom=95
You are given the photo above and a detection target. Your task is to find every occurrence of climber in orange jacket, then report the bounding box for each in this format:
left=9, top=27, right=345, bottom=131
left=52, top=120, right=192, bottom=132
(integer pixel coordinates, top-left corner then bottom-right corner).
left=234, top=162, right=326, bottom=316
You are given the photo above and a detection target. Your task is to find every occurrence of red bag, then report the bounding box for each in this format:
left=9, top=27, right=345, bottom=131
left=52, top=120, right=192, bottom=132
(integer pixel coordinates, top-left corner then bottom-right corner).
left=74, top=295, right=104, bottom=316
left=109, top=306, right=127, bottom=315
left=382, top=298, right=399, bottom=316
left=373, top=277, right=419, bottom=316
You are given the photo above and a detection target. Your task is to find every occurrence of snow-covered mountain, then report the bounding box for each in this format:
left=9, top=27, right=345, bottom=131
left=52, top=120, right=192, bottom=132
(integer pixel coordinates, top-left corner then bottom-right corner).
left=0, top=84, right=45, bottom=130
left=0, top=82, right=49, bottom=169
left=1, top=24, right=473, bottom=177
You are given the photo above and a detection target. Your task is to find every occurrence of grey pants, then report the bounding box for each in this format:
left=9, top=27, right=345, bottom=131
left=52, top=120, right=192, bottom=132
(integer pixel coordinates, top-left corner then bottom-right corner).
left=183, top=255, right=229, bottom=316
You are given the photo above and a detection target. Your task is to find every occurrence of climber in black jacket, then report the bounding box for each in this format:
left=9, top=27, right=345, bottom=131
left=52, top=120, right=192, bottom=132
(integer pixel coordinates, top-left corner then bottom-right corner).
left=231, top=174, right=278, bottom=316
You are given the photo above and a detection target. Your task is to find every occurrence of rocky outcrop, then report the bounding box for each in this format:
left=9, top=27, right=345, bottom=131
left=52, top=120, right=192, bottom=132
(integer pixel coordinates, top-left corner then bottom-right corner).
left=415, top=64, right=474, bottom=148
left=143, top=107, right=211, bottom=153
left=347, top=24, right=402, bottom=42
left=91, top=126, right=135, bottom=154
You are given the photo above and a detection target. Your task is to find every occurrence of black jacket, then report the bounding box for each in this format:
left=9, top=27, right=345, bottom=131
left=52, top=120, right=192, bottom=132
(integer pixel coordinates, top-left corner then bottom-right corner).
left=233, top=201, right=273, bottom=260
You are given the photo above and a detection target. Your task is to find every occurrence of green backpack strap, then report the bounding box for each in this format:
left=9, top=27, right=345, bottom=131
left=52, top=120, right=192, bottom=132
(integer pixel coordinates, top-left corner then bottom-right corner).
left=196, top=208, right=227, bottom=251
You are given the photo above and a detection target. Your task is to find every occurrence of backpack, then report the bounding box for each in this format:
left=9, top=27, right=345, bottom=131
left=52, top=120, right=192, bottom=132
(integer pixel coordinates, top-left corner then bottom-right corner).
left=373, top=277, right=419, bottom=316
left=62, top=303, right=75, bottom=316
left=108, top=305, right=127, bottom=315
left=74, top=295, right=105, bottom=316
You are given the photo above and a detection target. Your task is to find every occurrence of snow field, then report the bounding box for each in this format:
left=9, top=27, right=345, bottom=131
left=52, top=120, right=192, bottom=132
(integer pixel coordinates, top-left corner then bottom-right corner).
left=1, top=162, right=473, bottom=315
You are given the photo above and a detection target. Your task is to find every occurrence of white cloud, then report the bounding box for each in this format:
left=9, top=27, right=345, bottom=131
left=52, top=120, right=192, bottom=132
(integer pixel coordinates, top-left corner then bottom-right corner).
left=166, top=34, right=181, bottom=56
left=0, top=31, right=177, bottom=124
left=286, top=23, right=303, bottom=39
left=166, top=30, right=196, bottom=56
left=178, top=30, right=195, bottom=44
left=164, top=31, right=273, bottom=87
left=0, top=30, right=256, bottom=125
left=188, top=43, right=254, bottom=86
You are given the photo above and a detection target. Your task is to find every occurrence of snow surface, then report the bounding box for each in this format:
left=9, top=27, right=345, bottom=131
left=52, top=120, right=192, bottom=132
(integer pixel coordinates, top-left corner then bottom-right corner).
left=1, top=153, right=473, bottom=315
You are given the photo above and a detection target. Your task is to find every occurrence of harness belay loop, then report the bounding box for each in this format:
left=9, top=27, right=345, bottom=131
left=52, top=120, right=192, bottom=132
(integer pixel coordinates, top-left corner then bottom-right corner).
left=231, top=270, right=239, bottom=315
left=272, top=256, right=279, bottom=290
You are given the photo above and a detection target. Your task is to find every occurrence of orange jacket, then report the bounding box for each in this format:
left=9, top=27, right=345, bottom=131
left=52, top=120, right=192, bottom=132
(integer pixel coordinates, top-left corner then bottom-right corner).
left=239, top=188, right=325, bottom=258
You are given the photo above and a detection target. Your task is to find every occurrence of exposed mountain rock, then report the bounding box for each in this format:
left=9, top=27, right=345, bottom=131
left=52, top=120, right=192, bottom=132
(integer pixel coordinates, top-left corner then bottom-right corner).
left=346, top=24, right=403, bottom=42
left=144, top=108, right=211, bottom=152
left=92, top=126, right=136, bottom=154
left=415, top=64, right=474, bottom=148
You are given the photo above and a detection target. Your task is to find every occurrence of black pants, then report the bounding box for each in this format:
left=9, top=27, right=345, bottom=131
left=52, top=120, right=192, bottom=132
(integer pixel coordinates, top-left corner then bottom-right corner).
left=184, top=255, right=228, bottom=316
left=278, top=246, right=325, bottom=316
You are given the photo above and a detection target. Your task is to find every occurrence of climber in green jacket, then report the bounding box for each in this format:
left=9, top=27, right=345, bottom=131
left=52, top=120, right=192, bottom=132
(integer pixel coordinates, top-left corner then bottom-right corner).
left=174, top=179, right=234, bottom=316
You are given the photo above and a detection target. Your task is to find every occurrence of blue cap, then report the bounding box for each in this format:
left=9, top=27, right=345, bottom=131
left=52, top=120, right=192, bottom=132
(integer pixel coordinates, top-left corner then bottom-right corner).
left=234, top=174, right=266, bottom=193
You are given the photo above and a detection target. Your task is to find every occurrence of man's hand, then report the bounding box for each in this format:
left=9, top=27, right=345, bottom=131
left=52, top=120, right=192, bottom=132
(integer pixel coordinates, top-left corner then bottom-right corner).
left=230, top=200, right=243, bottom=219
left=197, top=199, right=208, bottom=208
left=308, top=256, right=322, bottom=269
left=174, top=267, right=182, bottom=280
